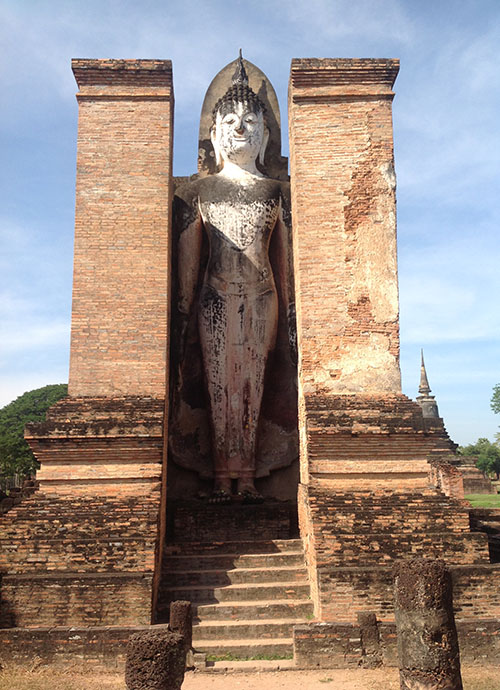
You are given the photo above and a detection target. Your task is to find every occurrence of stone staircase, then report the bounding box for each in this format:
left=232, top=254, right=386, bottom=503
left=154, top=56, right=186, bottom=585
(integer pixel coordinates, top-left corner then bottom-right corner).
left=157, top=502, right=312, bottom=662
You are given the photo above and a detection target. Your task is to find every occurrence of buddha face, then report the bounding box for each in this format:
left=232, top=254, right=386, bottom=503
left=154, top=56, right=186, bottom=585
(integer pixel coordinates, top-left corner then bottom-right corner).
left=211, top=101, right=268, bottom=169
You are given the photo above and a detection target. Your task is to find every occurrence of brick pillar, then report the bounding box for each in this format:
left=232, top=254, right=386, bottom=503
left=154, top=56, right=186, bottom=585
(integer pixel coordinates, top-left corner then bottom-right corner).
left=288, top=59, right=400, bottom=398
left=30, top=60, right=174, bottom=497
left=6, top=61, right=176, bottom=630
left=288, top=59, right=414, bottom=495
left=69, top=59, right=174, bottom=397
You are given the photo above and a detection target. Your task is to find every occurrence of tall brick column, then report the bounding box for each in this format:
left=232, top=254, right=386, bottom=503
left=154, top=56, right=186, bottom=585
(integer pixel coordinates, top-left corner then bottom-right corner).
left=31, top=60, right=174, bottom=497
left=3, top=61, right=176, bottom=629
left=69, top=59, right=173, bottom=397
left=288, top=60, right=470, bottom=622
left=289, top=58, right=400, bottom=399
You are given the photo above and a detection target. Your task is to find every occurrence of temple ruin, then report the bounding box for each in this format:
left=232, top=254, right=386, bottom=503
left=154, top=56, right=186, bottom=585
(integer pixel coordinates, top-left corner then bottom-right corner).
left=0, top=55, right=498, bottom=670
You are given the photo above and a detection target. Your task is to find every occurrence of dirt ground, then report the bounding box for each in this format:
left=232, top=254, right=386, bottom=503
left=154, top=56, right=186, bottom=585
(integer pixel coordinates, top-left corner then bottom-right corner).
left=0, top=666, right=499, bottom=690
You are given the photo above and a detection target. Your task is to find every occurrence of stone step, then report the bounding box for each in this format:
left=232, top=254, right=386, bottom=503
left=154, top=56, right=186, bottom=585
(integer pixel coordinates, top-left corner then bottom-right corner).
left=162, top=566, right=307, bottom=587
left=193, top=599, right=314, bottom=621
left=312, top=496, right=466, bottom=507
left=193, top=637, right=294, bottom=660
left=164, top=539, right=303, bottom=556
left=192, top=618, right=302, bottom=640
left=163, top=551, right=305, bottom=570
left=201, top=659, right=297, bottom=672
left=161, top=580, right=311, bottom=603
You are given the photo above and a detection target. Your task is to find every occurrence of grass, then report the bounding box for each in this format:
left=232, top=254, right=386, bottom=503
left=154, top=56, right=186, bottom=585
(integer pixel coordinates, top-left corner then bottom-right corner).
left=465, top=493, right=500, bottom=508
left=205, top=652, right=294, bottom=662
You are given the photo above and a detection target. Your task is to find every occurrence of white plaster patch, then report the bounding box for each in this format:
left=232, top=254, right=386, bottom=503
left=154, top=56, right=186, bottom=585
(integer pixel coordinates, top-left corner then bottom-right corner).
left=380, top=161, right=397, bottom=190
left=202, top=199, right=278, bottom=251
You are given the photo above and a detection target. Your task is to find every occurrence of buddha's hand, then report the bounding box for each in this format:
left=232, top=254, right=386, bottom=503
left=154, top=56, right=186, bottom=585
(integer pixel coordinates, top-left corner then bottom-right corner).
left=178, top=297, right=190, bottom=315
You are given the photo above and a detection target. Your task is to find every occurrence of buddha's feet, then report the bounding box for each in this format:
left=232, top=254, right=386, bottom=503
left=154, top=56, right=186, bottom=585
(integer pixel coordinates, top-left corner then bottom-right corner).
left=208, top=489, right=232, bottom=504
left=209, top=478, right=232, bottom=504
left=237, top=478, right=263, bottom=504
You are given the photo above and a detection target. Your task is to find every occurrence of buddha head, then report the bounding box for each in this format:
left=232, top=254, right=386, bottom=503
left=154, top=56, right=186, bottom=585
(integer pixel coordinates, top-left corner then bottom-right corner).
left=211, top=52, right=269, bottom=170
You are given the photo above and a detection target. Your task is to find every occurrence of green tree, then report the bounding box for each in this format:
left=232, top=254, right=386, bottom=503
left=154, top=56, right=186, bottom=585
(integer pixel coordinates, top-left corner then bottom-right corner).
left=459, top=437, right=500, bottom=480
left=492, top=384, right=500, bottom=414
left=492, top=384, right=500, bottom=445
left=0, top=384, right=68, bottom=479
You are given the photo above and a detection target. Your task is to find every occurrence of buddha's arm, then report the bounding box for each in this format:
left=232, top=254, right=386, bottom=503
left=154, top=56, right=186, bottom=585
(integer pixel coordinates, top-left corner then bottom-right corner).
left=175, top=187, right=203, bottom=316
left=275, top=183, right=297, bottom=359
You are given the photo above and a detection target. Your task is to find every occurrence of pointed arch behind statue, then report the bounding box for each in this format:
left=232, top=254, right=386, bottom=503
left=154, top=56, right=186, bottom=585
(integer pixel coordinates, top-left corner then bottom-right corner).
left=197, top=56, right=288, bottom=180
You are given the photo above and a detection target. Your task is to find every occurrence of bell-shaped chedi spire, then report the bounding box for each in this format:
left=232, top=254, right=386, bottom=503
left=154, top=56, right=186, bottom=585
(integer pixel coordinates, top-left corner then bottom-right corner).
left=416, top=350, right=440, bottom=419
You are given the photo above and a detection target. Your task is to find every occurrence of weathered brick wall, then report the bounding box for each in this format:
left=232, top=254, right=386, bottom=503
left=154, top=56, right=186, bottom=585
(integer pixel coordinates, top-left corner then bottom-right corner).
left=0, top=491, right=160, bottom=627
left=298, top=482, right=320, bottom=616
left=302, top=394, right=457, bottom=488
left=452, top=565, right=500, bottom=619
left=2, top=60, right=175, bottom=633
left=293, top=618, right=500, bottom=668
left=69, top=59, right=173, bottom=397
left=0, top=619, right=497, bottom=671
left=25, top=397, right=164, bottom=495
left=311, top=564, right=500, bottom=623
left=0, top=573, right=152, bottom=627
left=169, top=501, right=297, bottom=543
left=429, top=460, right=465, bottom=499
left=293, top=394, right=474, bottom=618
left=307, top=487, right=485, bottom=566
left=288, top=59, right=401, bottom=399
left=302, top=481, right=491, bottom=621
left=0, top=625, right=171, bottom=671
left=0, top=494, right=159, bottom=573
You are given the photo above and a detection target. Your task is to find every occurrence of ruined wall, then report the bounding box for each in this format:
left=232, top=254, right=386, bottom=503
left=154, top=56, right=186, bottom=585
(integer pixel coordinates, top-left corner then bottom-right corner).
left=26, top=397, right=164, bottom=495
left=309, top=564, right=500, bottom=624
left=69, top=59, right=173, bottom=397
left=0, top=490, right=160, bottom=628
left=293, top=618, right=500, bottom=669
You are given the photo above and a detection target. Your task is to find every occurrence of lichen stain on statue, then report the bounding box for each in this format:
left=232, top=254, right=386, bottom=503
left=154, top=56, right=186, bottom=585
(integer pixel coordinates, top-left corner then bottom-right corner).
left=169, top=53, right=298, bottom=499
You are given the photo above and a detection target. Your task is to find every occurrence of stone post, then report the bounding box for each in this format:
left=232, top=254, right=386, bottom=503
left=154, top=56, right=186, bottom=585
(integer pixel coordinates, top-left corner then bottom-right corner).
left=169, top=600, right=193, bottom=666
left=393, top=559, right=463, bottom=690
left=125, top=629, right=185, bottom=690
left=358, top=611, right=382, bottom=668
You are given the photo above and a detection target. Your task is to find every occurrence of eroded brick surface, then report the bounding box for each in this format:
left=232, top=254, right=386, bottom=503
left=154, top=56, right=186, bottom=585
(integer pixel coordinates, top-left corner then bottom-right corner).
left=289, top=59, right=400, bottom=397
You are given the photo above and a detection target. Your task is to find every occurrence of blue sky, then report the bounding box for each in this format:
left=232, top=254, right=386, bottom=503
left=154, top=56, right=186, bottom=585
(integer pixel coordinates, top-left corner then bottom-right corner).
left=1, top=0, right=499, bottom=445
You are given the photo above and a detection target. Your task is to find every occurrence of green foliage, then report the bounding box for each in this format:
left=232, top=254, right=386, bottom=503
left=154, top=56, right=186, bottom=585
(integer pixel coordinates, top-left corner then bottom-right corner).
left=0, top=384, right=68, bottom=479
left=459, top=437, right=500, bottom=480
left=491, top=383, right=500, bottom=415
left=205, top=652, right=293, bottom=661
